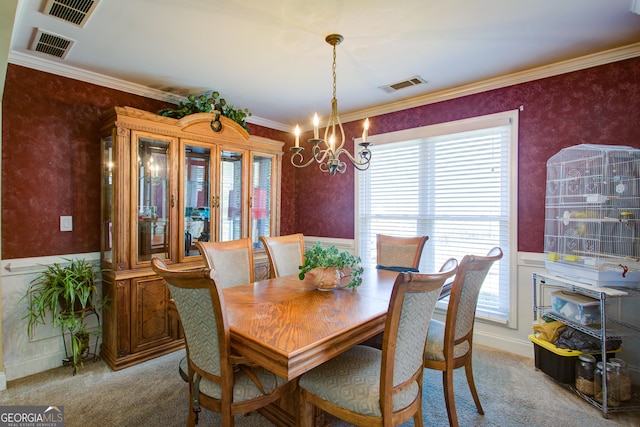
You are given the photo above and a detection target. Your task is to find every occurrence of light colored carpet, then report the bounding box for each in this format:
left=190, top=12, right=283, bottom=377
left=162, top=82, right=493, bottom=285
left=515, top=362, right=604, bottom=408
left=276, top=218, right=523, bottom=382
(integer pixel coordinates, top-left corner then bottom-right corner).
left=1, top=345, right=638, bottom=426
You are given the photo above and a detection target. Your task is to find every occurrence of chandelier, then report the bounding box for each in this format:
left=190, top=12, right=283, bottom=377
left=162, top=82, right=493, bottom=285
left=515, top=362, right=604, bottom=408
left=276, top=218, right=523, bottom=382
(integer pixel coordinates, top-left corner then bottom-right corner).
left=290, top=34, right=372, bottom=175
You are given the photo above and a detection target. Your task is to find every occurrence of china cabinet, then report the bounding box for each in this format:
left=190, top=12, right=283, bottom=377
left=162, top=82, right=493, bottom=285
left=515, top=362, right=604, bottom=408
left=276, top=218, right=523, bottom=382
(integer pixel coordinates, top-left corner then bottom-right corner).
left=99, top=106, right=283, bottom=369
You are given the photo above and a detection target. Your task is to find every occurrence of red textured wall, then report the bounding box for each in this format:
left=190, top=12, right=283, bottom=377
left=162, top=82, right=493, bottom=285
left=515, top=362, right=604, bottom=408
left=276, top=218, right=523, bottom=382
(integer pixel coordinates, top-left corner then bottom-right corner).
left=3, top=58, right=640, bottom=258
left=287, top=57, right=640, bottom=253
left=0, top=65, right=289, bottom=259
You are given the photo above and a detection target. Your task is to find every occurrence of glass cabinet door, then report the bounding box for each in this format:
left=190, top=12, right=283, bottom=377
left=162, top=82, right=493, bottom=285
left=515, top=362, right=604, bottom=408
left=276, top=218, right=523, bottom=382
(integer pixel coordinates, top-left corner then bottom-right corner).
left=101, top=135, right=114, bottom=264
left=136, top=136, right=171, bottom=263
left=219, top=150, right=245, bottom=242
left=251, top=154, right=273, bottom=249
left=184, top=144, right=211, bottom=258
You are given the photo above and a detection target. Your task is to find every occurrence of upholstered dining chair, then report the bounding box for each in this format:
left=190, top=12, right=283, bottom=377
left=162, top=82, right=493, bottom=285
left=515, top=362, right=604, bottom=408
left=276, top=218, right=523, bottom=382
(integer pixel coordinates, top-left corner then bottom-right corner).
left=298, top=258, right=458, bottom=427
left=259, top=233, right=305, bottom=278
left=196, top=238, right=254, bottom=288
left=423, top=247, right=503, bottom=427
left=364, top=234, right=430, bottom=349
left=151, top=257, right=287, bottom=427
left=376, top=234, right=429, bottom=272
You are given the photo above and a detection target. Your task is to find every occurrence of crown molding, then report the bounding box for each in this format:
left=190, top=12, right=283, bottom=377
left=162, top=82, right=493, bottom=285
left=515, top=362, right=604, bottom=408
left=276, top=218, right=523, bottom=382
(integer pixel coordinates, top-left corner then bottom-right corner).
left=9, top=50, right=184, bottom=103
left=348, top=42, right=640, bottom=124
left=246, top=115, right=290, bottom=132
left=9, top=42, right=640, bottom=132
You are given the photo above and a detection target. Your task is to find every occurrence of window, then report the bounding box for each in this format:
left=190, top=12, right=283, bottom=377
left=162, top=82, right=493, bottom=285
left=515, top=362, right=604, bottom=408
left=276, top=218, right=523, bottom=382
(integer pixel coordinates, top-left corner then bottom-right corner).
left=356, top=110, right=518, bottom=325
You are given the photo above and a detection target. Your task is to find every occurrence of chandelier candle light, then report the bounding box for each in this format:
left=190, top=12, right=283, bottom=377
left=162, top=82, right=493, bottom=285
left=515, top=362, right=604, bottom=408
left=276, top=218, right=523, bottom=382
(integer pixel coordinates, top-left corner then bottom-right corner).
left=290, top=34, right=372, bottom=175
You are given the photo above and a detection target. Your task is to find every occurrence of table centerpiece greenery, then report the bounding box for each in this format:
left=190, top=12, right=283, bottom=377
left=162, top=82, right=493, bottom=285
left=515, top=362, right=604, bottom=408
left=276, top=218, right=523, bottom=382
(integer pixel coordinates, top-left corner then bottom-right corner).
left=298, top=242, right=363, bottom=290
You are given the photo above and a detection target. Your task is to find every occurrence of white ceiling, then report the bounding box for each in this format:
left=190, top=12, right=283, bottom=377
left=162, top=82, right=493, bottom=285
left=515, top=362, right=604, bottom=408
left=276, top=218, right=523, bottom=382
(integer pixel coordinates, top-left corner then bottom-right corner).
left=8, top=0, right=640, bottom=130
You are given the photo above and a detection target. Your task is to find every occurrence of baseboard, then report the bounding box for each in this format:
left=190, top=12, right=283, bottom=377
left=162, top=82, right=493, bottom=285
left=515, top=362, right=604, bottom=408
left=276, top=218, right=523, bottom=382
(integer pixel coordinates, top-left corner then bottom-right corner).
left=4, top=335, right=101, bottom=381
left=474, top=330, right=533, bottom=358
left=4, top=350, right=68, bottom=381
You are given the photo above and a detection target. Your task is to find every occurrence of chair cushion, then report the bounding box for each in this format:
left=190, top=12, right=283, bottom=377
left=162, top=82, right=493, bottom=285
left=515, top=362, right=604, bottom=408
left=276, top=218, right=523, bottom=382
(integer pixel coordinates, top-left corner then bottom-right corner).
left=424, top=319, right=470, bottom=362
left=298, top=345, right=419, bottom=417
left=199, top=366, right=287, bottom=402
left=376, top=265, right=419, bottom=273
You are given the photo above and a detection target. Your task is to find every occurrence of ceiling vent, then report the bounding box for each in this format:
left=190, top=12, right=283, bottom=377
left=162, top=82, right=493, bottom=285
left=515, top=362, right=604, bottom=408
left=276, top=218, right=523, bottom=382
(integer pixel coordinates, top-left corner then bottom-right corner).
left=379, top=76, right=428, bottom=93
left=30, top=29, right=75, bottom=59
left=42, top=0, right=99, bottom=27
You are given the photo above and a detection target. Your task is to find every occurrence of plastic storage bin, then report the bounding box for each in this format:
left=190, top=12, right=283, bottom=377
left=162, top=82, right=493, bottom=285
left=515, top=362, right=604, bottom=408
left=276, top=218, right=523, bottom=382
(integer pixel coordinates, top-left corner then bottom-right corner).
left=529, top=334, right=618, bottom=384
left=530, top=334, right=584, bottom=383
left=551, top=290, right=601, bottom=325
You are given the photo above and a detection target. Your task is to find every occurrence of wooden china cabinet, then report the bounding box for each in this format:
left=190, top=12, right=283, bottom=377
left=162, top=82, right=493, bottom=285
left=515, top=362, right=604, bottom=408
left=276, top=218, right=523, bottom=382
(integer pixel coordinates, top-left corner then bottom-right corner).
left=99, top=106, right=283, bottom=370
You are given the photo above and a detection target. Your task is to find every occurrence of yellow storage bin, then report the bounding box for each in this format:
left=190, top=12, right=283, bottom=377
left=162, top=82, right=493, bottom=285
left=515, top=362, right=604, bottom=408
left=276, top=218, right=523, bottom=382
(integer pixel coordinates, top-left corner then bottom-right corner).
left=529, top=334, right=619, bottom=383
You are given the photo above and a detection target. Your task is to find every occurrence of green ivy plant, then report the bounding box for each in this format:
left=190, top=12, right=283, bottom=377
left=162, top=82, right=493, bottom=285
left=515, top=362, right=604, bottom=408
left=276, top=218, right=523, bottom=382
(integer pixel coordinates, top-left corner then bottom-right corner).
left=157, top=91, right=252, bottom=132
left=298, top=242, right=364, bottom=289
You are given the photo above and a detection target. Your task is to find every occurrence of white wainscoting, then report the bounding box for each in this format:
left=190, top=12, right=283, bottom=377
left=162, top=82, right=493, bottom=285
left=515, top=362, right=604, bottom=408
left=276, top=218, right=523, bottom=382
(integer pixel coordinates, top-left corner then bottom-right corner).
left=3, top=246, right=637, bottom=383
left=1, top=253, right=102, bottom=382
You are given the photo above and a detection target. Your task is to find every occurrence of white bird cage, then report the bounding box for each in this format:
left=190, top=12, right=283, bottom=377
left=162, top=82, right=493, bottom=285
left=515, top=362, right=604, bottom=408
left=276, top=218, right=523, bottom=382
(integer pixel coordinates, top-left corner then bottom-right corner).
left=544, top=144, right=640, bottom=287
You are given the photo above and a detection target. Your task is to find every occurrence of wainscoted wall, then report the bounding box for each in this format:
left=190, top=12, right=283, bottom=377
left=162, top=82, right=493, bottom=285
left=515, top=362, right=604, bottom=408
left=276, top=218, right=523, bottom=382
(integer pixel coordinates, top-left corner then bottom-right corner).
left=2, top=240, right=638, bottom=383
left=1, top=253, right=102, bottom=382
left=0, top=243, right=532, bottom=382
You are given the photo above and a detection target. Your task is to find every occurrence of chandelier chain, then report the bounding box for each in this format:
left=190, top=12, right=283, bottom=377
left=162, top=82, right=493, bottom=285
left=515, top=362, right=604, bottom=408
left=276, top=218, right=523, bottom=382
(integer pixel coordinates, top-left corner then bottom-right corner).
left=332, top=43, right=337, bottom=101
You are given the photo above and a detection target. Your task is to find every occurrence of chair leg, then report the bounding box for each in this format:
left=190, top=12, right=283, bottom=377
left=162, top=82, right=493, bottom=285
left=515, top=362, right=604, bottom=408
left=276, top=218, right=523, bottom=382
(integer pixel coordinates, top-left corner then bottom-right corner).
left=186, top=407, right=197, bottom=427
left=442, top=369, right=459, bottom=427
left=221, top=412, right=234, bottom=427
left=464, top=359, right=484, bottom=415
left=413, top=401, right=424, bottom=427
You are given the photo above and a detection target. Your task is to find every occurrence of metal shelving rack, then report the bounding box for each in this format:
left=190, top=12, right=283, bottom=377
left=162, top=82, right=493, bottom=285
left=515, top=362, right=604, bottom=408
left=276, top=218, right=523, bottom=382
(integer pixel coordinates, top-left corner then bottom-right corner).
left=532, top=271, right=640, bottom=417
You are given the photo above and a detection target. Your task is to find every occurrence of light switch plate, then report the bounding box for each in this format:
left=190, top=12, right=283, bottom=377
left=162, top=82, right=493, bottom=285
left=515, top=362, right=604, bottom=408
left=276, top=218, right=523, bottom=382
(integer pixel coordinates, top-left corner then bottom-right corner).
left=60, top=216, right=73, bottom=232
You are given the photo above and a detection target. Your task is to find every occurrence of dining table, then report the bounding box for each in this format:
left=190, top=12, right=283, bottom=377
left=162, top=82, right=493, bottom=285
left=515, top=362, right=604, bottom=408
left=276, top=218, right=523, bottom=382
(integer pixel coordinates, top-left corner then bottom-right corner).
left=215, top=267, right=453, bottom=426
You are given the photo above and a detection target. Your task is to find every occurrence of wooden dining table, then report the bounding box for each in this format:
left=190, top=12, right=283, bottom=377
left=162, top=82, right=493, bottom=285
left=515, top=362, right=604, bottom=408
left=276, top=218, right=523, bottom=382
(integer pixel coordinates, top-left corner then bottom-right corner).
left=218, top=267, right=453, bottom=426
left=223, top=268, right=398, bottom=381
left=167, top=266, right=452, bottom=425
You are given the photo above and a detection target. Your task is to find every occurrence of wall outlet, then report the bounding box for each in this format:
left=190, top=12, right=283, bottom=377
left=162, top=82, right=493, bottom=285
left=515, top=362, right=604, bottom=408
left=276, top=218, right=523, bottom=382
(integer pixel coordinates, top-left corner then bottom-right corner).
left=60, top=216, right=73, bottom=232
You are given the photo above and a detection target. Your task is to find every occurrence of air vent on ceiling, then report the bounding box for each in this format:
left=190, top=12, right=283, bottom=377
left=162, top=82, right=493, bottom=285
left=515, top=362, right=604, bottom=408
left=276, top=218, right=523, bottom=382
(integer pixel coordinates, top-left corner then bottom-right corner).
left=42, top=0, right=99, bottom=27
left=30, top=29, right=75, bottom=59
left=379, top=76, right=428, bottom=93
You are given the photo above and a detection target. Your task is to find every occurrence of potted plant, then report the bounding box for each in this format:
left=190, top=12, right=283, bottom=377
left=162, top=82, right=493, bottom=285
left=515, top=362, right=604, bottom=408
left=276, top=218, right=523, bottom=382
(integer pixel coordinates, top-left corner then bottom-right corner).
left=298, top=242, right=364, bottom=290
left=22, top=258, right=108, bottom=373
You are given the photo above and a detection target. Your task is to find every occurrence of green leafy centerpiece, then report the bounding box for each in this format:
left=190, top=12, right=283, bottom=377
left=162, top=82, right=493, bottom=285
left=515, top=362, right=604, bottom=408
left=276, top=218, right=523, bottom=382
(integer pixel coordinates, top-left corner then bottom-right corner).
left=298, top=242, right=363, bottom=290
left=157, top=90, right=252, bottom=133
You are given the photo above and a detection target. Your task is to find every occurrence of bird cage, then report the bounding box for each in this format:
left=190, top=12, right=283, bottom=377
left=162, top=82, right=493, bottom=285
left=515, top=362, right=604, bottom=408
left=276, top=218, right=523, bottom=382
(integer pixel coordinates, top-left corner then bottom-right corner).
left=544, top=144, right=640, bottom=287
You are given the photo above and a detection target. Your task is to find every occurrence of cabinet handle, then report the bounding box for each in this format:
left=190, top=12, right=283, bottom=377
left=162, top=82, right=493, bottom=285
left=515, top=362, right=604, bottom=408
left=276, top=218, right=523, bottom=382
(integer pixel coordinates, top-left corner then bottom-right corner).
left=171, top=195, right=175, bottom=208
left=249, top=196, right=253, bottom=208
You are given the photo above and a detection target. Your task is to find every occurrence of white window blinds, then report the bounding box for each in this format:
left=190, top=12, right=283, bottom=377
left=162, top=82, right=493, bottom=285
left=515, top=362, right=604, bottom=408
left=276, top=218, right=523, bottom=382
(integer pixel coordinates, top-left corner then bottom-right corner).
left=356, top=111, right=517, bottom=323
